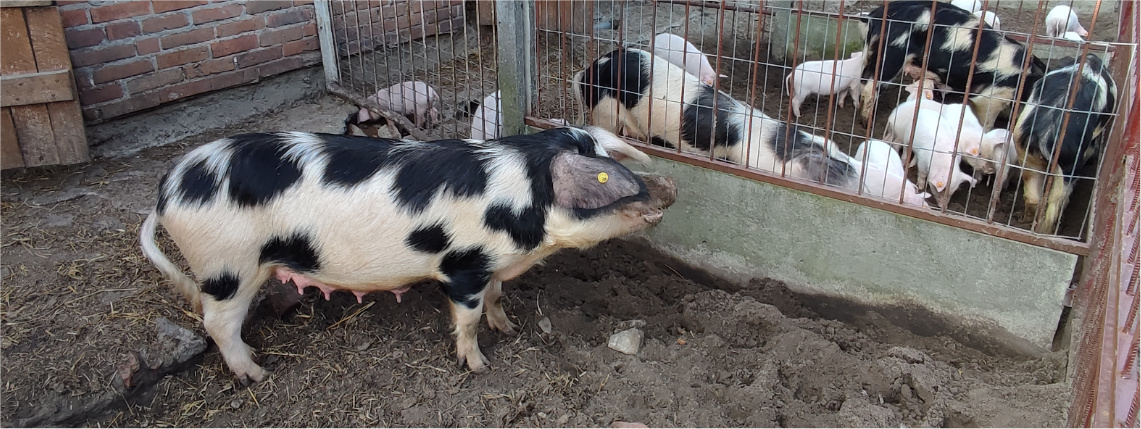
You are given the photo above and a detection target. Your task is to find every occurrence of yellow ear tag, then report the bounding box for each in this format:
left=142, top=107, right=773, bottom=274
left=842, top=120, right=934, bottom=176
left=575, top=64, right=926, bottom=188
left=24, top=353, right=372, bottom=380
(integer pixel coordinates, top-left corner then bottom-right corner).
left=597, top=172, right=609, bottom=184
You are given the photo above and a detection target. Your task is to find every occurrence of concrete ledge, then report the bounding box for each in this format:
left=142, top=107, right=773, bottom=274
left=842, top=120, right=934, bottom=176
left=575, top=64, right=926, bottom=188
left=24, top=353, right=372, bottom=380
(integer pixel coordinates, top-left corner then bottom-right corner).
left=641, top=157, right=1075, bottom=353
left=86, top=66, right=327, bottom=159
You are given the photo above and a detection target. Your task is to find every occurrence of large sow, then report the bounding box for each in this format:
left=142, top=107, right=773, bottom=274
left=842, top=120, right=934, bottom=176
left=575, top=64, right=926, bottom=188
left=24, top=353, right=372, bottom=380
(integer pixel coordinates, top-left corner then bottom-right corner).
left=140, top=127, right=677, bottom=382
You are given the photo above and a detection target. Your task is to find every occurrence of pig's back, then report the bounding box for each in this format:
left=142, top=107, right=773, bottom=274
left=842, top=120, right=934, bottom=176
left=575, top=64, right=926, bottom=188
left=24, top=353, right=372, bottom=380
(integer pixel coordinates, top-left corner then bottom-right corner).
left=157, top=132, right=544, bottom=290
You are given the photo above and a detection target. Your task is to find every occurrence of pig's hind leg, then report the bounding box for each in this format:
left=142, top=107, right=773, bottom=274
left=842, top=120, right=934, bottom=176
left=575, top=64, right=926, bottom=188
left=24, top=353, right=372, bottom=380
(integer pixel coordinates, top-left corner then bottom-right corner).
left=483, top=279, right=517, bottom=335
left=200, top=266, right=271, bottom=383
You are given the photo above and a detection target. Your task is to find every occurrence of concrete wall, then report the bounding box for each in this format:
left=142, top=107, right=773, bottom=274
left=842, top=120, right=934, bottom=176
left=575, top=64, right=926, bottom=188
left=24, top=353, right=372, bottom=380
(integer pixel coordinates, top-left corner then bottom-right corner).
left=640, top=157, right=1076, bottom=353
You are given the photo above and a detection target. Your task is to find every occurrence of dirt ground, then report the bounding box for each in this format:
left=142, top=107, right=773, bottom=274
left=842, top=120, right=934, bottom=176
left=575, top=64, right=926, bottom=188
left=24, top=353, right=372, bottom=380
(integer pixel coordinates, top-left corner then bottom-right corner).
left=2, top=94, right=1072, bottom=427
left=3, top=2, right=1103, bottom=426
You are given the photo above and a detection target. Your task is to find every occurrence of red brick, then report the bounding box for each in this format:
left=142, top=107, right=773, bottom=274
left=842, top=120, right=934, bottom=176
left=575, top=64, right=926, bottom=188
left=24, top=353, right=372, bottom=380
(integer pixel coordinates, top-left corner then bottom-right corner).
left=245, top=0, right=291, bottom=14
left=255, top=56, right=302, bottom=79
left=78, top=83, right=124, bottom=105
left=56, top=0, right=89, bottom=5
left=192, top=4, right=243, bottom=24
left=211, top=34, right=257, bottom=57
left=282, top=37, right=317, bottom=56
left=207, top=68, right=259, bottom=92
left=157, top=46, right=209, bottom=69
left=303, top=21, right=316, bottom=36
left=141, top=13, right=189, bottom=33
left=70, top=44, right=136, bottom=67
left=151, top=0, right=207, bottom=14
left=124, top=68, right=184, bottom=93
left=216, top=16, right=265, bottom=37
left=258, top=24, right=304, bottom=46
left=89, top=2, right=152, bottom=23
left=235, top=47, right=282, bottom=68
left=84, top=92, right=162, bottom=121
left=265, top=9, right=310, bottom=27
left=92, top=59, right=155, bottom=84
left=105, top=21, right=141, bottom=40
left=136, top=37, right=161, bottom=55
left=156, top=78, right=213, bottom=102
left=59, top=9, right=88, bottom=28
left=184, top=57, right=236, bottom=78
left=160, top=27, right=214, bottom=50
left=65, top=28, right=105, bottom=49
left=293, top=0, right=313, bottom=5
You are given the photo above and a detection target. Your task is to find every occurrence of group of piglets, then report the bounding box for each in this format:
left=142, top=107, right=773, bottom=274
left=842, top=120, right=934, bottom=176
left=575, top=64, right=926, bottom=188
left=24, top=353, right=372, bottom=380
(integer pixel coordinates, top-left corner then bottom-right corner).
left=141, top=125, right=677, bottom=382
left=783, top=1, right=1096, bottom=211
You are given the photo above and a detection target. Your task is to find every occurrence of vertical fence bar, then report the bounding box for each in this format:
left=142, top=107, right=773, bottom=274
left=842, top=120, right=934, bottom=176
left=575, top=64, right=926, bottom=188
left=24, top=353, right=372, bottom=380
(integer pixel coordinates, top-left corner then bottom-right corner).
left=496, top=0, right=536, bottom=136
left=315, top=0, right=339, bottom=88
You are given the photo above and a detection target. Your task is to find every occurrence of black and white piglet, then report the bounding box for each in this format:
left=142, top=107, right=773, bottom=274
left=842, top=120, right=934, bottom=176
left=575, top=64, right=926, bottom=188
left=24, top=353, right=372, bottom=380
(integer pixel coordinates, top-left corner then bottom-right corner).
left=857, top=1, right=1047, bottom=128
left=573, top=47, right=860, bottom=189
left=140, top=127, right=678, bottom=382
left=1013, top=53, right=1117, bottom=233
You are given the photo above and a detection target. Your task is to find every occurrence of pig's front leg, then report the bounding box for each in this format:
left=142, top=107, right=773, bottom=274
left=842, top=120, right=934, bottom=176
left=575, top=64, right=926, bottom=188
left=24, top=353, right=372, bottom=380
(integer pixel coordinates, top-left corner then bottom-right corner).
left=483, top=279, right=517, bottom=335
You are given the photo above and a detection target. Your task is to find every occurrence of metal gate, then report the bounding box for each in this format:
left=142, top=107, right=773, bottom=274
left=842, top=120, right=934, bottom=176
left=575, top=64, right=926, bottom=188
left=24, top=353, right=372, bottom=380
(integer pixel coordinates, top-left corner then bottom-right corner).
left=314, top=2, right=1140, bottom=423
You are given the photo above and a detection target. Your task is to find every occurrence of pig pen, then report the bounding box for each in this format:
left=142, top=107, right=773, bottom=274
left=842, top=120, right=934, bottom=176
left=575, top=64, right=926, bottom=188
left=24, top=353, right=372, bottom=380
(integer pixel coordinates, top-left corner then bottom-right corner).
left=5, top=1, right=1126, bottom=425
left=1, top=96, right=1070, bottom=427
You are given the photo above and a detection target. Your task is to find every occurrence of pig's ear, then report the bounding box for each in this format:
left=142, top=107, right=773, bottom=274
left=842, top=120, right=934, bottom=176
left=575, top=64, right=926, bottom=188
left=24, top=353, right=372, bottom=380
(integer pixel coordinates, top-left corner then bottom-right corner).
left=584, top=126, right=653, bottom=165
left=550, top=152, right=644, bottom=210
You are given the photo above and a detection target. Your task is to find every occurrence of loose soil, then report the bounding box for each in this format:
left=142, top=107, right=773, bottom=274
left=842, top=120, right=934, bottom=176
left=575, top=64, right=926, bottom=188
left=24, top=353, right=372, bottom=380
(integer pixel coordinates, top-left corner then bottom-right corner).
left=2, top=2, right=1100, bottom=425
left=2, top=109, right=1069, bottom=427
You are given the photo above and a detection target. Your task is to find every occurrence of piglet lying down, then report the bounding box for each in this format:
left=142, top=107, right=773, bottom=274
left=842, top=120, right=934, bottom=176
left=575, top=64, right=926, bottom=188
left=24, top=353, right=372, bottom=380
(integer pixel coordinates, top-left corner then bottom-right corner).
left=140, top=127, right=677, bottom=382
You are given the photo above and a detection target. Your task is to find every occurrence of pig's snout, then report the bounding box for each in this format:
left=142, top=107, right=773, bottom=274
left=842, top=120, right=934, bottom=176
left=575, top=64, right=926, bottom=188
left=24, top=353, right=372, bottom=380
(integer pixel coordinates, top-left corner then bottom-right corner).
left=639, top=173, right=678, bottom=210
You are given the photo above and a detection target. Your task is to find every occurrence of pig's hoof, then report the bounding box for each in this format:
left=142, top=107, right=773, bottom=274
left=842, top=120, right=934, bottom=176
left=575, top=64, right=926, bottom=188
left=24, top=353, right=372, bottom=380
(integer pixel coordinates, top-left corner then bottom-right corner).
left=486, top=308, right=518, bottom=335
left=458, top=348, right=490, bottom=373
left=1020, top=205, right=1038, bottom=223
left=237, top=366, right=268, bottom=385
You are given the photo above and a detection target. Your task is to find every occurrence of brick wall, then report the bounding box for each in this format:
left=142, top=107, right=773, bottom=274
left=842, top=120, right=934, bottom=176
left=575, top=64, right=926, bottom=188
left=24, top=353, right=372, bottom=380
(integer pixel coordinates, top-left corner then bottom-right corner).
left=331, top=0, right=463, bottom=56
left=61, top=0, right=323, bottom=123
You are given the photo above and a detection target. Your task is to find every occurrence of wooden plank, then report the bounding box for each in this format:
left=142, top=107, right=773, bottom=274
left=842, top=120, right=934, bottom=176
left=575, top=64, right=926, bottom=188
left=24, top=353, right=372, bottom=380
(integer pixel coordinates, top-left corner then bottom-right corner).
left=0, top=1, right=53, bottom=8
left=0, top=70, right=73, bottom=107
left=0, top=8, right=35, bottom=75
left=45, top=101, right=88, bottom=165
left=24, top=6, right=69, bottom=72
left=1, top=108, right=24, bottom=169
left=27, top=5, right=86, bottom=165
left=10, top=104, right=58, bottom=167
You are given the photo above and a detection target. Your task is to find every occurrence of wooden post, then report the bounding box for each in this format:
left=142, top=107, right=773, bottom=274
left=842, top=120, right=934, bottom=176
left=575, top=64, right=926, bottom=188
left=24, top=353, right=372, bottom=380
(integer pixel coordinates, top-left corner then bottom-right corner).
left=314, top=0, right=339, bottom=88
left=495, top=0, right=536, bottom=136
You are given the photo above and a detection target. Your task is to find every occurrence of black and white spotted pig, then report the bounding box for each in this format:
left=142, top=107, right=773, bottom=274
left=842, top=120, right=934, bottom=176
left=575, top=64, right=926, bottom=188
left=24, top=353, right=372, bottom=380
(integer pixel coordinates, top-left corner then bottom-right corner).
left=857, top=1, right=1047, bottom=128
left=572, top=47, right=860, bottom=189
left=1013, top=54, right=1117, bottom=234
left=139, top=127, right=678, bottom=382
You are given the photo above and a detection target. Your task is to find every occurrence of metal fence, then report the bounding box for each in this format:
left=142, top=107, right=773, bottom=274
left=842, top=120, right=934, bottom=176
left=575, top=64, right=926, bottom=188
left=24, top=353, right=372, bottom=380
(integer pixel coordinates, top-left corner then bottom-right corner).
left=521, top=0, right=1134, bottom=256
left=314, top=0, right=1135, bottom=256
left=315, top=0, right=1138, bottom=424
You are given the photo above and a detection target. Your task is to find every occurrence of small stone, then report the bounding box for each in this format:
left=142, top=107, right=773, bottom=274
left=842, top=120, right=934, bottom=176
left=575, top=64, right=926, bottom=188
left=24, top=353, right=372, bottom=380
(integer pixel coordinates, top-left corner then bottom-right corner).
left=42, top=213, right=75, bottom=228
left=612, top=422, right=649, bottom=428
left=616, top=319, right=646, bottom=330
left=538, top=316, right=553, bottom=334
left=537, top=412, right=547, bottom=419
left=900, top=383, right=914, bottom=400
left=557, top=414, right=570, bottom=425
left=887, top=346, right=929, bottom=364
left=230, top=398, right=242, bottom=409
left=608, top=328, right=644, bottom=355
left=142, top=318, right=207, bottom=370
left=355, top=341, right=371, bottom=351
